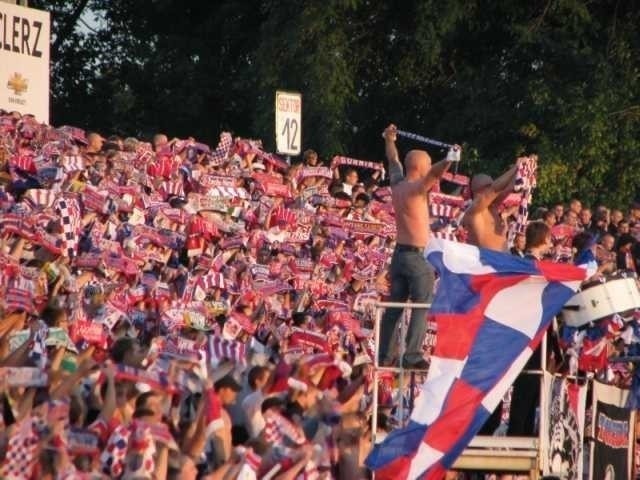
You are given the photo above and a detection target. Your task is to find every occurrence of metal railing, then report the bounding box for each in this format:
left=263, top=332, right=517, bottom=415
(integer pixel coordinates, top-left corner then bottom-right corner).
left=371, top=301, right=432, bottom=446
left=370, top=300, right=547, bottom=478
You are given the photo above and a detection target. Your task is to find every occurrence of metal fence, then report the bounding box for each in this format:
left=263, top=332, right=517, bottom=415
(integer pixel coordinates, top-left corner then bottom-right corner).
left=370, top=301, right=545, bottom=478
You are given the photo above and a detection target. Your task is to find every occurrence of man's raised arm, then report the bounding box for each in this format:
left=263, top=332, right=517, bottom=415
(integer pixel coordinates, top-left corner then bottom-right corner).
left=422, top=145, right=460, bottom=192
left=492, top=161, right=520, bottom=203
left=471, top=160, right=520, bottom=211
left=383, top=124, right=404, bottom=186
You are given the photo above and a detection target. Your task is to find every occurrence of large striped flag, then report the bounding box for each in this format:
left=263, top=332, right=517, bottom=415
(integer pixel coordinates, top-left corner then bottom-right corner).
left=366, top=238, right=589, bottom=480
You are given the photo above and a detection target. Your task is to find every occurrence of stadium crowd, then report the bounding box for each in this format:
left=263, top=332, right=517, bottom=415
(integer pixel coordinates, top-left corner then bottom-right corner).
left=0, top=110, right=639, bottom=479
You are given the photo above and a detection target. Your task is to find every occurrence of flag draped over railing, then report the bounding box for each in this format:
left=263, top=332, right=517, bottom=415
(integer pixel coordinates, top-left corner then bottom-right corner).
left=366, top=238, right=588, bottom=480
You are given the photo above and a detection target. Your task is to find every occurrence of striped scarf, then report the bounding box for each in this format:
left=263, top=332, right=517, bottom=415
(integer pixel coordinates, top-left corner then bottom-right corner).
left=68, top=428, right=100, bottom=457
left=508, top=155, right=537, bottom=246
left=263, top=410, right=307, bottom=446
left=207, top=334, right=248, bottom=367
left=289, top=329, right=330, bottom=354
left=9, top=149, right=35, bottom=172
left=151, top=335, right=201, bottom=363
left=188, top=216, right=219, bottom=239
left=61, top=154, right=84, bottom=172
left=0, top=367, right=48, bottom=387
left=159, top=179, right=184, bottom=200
left=198, top=271, right=226, bottom=291
left=23, top=188, right=56, bottom=209
left=107, top=364, right=177, bottom=393
left=4, top=275, right=36, bottom=314
left=206, top=185, right=250, bottom=199
left=270, top=205, right=297, bottom=228
left=395, top=129, right=452, bottom=149
left=331, top=155, right=385, bottom=176
left=236, top=448, right=262, bottom=480
left=82, top=186, right=110, bottom=214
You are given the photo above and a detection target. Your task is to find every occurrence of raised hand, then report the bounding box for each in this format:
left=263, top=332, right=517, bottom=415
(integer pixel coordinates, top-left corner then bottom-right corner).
left=382, top=124, right=397, bottom=142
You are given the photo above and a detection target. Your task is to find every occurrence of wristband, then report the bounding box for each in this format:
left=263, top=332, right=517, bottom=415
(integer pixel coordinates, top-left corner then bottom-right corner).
left=446, top=147, right=461, bottom=162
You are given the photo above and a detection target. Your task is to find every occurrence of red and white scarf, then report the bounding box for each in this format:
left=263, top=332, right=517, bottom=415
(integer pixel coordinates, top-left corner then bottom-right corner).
left=508, top=155, right=537, bottom=245
left=263, top=410, right=307, bottom=446
left=331, top=155, right=385, bottom=177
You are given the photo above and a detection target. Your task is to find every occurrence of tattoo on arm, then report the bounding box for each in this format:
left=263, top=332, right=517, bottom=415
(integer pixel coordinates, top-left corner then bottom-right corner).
left=389, top=160, right=404, bottom=186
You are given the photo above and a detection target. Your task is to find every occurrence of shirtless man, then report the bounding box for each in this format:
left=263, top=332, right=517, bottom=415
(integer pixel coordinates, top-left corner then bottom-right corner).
left=378, top=124, right=459, bottom=369
left=461, top=159, right=525, bottom=251
left=460, top=158, right=525, bottom=438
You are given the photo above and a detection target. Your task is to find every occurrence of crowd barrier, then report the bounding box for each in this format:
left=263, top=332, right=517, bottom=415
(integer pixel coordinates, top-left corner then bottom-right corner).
left=370, top=301, right=546, bottom=479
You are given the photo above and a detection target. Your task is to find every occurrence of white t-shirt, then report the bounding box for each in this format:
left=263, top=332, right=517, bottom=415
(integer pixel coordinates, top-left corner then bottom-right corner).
left=241, top=390, right=265, bottom=439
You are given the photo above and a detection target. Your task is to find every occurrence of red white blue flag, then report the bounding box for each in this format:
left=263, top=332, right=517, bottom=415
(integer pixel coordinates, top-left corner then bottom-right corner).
left=366, top=239, right=588, bottom=480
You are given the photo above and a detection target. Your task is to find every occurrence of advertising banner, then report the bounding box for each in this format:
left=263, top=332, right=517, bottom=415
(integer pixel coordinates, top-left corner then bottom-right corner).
left=0, top=2, right=50, bottom=121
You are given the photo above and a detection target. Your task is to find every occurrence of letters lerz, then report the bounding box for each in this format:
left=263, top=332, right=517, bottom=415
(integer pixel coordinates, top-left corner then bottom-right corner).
left=0, top=12, right=43, bottom=58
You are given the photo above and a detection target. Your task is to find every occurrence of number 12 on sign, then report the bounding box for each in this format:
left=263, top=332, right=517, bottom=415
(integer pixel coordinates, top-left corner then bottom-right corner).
left=281, top=118, right=298, bottom=152
left=275, top=90, right=302, bottom=156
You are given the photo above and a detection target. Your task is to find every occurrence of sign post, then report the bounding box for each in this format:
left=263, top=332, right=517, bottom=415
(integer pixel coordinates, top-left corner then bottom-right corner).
left=275, top=90, right=302, bottom=161
left=0, top=2, right=50, bottom=122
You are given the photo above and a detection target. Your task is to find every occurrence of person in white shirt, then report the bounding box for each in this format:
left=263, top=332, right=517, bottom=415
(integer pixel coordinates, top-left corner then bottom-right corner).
left=241, top=366, right=270, bottom=439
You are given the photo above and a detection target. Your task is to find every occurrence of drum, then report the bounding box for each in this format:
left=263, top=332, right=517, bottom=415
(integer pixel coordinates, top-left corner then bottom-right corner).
left=562, top=270, right=640, bottom=327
